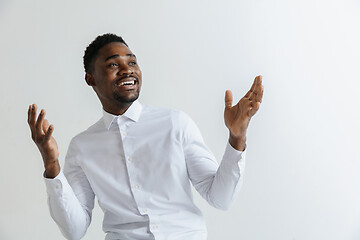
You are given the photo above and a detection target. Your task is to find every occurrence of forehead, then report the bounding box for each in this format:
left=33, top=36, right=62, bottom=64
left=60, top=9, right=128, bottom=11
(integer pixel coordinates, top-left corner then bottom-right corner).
left=96, top=42, right=134, bottom=61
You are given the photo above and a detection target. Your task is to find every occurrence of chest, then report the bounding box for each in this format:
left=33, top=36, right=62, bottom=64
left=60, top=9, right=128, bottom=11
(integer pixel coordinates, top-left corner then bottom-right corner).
left=77, top=118, right=188, bottom=196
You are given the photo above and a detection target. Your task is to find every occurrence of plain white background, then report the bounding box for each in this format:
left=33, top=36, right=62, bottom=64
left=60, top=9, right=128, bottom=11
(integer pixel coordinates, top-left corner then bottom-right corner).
left=0, top=0, right=359, bottom=239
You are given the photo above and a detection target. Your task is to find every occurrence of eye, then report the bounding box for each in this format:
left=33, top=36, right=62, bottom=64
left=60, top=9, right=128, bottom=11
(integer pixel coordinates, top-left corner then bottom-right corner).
left=129, top=61, right=137, bottom=66
left=108, top=63, right=118, bottom=67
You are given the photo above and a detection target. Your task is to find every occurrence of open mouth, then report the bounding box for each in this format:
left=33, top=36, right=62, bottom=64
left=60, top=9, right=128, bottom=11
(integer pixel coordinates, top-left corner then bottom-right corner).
left=116, top=77, right=138, bottom=89
left=119, top=79, right=136, bottom=86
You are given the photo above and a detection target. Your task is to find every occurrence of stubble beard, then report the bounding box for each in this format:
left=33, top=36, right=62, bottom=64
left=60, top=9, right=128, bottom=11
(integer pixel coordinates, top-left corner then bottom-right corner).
left=113, top=90, right=140, bottom=104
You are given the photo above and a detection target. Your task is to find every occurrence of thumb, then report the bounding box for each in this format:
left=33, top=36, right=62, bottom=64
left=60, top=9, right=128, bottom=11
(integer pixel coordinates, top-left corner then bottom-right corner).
left=225, top=90, right=233, bottom=109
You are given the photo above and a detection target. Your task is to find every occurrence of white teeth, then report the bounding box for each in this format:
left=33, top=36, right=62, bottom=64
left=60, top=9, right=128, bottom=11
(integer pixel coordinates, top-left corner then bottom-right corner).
left=120, top=80, right=135, bottom=86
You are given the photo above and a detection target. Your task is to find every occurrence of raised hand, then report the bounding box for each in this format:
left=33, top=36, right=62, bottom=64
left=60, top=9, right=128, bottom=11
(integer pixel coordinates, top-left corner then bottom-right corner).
left=27, top=104, right=60, bottom=178
left=224, top=75, right=264, bottom=151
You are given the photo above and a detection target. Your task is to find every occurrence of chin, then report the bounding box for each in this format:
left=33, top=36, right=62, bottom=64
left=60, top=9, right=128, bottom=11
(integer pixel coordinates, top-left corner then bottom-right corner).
left=114, top=92, right=139, bottom=104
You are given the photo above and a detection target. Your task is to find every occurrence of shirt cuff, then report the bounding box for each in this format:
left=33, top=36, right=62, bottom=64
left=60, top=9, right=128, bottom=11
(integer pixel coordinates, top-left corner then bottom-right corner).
left=224, top=141, right=247, bottom=158
left=223, top=141, right=246, bottom=165
left=43, top=170, right=67, bottom=197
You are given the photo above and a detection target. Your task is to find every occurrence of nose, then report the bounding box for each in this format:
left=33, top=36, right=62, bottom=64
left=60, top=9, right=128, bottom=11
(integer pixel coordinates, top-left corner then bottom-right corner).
left=118, top=64, right=133, bottom=76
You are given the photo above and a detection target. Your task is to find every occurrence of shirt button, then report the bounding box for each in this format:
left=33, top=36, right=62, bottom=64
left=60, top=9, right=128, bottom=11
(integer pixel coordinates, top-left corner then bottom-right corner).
left=56, top=185, right=60, bottom=189
left=140, top=209, right=147, bottom=214
left=151, top=225, right=158, bottom=230
left=128, top=157, right=132, bottom=162
left=122, top=131, right=127, bottom=137
left=132, top=184, right=139, bottom=189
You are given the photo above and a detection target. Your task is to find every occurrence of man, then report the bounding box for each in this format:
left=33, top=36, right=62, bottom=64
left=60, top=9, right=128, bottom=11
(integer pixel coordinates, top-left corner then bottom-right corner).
left=28, top=33, right=263, bottom=240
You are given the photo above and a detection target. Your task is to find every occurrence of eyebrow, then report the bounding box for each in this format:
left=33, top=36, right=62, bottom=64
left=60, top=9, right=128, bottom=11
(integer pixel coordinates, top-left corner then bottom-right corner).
left=104, top=53, right=136, bottom=62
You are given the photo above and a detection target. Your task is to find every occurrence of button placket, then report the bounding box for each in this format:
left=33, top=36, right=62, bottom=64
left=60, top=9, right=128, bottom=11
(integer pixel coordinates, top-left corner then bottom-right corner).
left=150, top=224, right=159, bottom=232
left=117, top=118, right=127, bottom=139
left=147, top=215, right=160, bottom=235
left=119, top=118, right=152, bottom=225
left=120, top=128, right=126, bottom=138
left=140, top=208, right=148, bottom=215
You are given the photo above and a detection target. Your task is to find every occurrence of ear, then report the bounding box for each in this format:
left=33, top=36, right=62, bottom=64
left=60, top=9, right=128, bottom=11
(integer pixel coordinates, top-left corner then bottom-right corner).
left=85, top=73, right=96, bottom=86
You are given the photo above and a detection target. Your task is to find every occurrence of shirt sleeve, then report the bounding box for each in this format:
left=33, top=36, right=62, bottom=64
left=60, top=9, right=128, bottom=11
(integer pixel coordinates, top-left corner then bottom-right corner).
left=44, top=138, right=95, bottom=240
left=180, top=112, right=246, bottom=211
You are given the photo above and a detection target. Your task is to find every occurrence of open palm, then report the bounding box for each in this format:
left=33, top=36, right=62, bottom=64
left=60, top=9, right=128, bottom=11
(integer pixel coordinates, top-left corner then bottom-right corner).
left=28, top=104, right=60, bottom=177
left=224, top=75, right=263, bottom=148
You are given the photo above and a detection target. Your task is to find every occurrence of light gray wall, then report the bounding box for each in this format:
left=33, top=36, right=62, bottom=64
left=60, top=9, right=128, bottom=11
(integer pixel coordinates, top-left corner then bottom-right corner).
left=0, top=0, right=359, bottom=239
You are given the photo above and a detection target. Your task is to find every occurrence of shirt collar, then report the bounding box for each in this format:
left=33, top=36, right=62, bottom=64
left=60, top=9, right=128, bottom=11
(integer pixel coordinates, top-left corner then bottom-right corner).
left=102, top=100, right=142, bottom=130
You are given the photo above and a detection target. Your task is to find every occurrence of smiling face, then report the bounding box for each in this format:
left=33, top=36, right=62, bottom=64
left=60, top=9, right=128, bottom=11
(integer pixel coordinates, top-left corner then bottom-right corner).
left=85, top=42, right=142, bottom=115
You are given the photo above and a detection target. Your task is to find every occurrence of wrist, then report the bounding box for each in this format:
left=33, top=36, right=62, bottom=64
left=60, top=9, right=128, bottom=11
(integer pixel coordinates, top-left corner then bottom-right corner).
left=44, top=160, right=60, bottom=179
left=229, top=133, right=247, bottom=151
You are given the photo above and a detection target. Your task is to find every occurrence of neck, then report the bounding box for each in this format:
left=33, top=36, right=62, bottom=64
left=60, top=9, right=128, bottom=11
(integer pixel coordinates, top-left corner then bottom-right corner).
left=103, top=101, right=133, bottom=115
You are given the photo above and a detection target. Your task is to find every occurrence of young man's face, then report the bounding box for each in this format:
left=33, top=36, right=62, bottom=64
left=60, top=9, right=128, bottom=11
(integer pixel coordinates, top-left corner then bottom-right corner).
left=86, top=42, right=142, bottom=109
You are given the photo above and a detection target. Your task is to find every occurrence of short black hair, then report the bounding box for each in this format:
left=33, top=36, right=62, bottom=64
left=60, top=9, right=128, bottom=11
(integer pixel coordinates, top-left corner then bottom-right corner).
left=83, top=33, right=128, bottom=73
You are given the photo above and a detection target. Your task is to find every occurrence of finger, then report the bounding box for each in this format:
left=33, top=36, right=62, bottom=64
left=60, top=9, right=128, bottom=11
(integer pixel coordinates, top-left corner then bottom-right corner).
left=29, top=104, right=37, bottom=127
left=251, top=75, right=262, bottom=95
left=249, top=102, right=261, bottom=117
left=42, top=119, right=50, bottom=133
left=255, top=84, right=264, bottom=103
left=35, top=108, right=46, bottom=139
left=250, top=76, right=263, bottom=102
left=225, top=90, right=233, bottom=109
left=27, top=105, right=35, bottom=139
left=44, top=124, right=54, bottom=142
left=27, top=105, right=31, bottom=124
left=244, top=76, right=259, bottom=98
left=250, top=76, right=258, bottom=92
left=244, top=89, right=253, bottom=99
left=28, top=104, right=38, bottom=140
left=244, top=83, right=255, bottom=98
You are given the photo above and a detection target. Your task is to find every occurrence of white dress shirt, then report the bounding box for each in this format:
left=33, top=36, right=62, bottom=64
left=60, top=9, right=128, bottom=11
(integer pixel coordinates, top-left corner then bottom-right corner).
left=44, top=100, right=246, bottom=240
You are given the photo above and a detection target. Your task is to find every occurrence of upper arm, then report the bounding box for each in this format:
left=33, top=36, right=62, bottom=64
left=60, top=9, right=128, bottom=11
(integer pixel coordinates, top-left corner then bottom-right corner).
left=179, top=112, right=219, bottom=195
